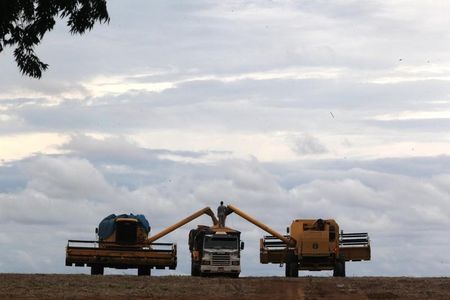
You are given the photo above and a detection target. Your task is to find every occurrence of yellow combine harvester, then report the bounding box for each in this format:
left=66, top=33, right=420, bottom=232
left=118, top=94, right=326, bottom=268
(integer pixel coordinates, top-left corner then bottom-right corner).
left=226, top=204, right=370, bottom=277
left=66, top=207, right=218, bottom=275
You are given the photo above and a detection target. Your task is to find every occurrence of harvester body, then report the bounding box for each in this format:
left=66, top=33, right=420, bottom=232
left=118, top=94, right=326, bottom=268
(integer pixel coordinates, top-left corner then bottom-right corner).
left=66, top=214, right=176, bottom=275
left=225, top=204, right=370, bottom=277
left=261, top=218, right=370, bottom=277
left=66, top=207, right=218, bottom=276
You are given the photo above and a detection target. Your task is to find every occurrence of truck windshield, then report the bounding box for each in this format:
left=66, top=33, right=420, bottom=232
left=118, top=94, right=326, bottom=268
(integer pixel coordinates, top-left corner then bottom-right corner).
left=204, top=236, right=238, bottom=250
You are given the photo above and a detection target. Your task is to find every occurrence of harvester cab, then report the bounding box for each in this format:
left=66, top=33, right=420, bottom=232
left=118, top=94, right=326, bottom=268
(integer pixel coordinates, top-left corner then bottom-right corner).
left=97, top=214, right=151, bottom=247
left=288, top=218, right=339, bottom=257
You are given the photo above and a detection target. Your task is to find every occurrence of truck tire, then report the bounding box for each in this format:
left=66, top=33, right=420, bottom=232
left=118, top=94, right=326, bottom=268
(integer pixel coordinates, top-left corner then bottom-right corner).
left=333, top=259, right=346, bottom=277
left=191, top=262, right=200, bottom=277
left=285, top=251, right=299, bottom=278
left=91, top=264, right=104, bottom=275
left=138, top=267, right=151, bottom=276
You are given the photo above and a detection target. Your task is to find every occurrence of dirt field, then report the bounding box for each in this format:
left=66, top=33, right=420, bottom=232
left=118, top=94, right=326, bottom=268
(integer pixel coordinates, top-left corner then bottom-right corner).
left=0, top=274, right=449, bottom=299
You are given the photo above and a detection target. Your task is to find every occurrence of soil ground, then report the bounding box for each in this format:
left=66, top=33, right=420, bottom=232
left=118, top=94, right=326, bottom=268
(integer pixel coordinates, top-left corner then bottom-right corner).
left=0, top=274, right=449, bottom=299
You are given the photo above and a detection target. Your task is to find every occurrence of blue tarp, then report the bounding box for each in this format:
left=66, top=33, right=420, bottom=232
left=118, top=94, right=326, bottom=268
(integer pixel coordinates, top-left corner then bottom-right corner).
left=98, top=213, right=151, bottom=239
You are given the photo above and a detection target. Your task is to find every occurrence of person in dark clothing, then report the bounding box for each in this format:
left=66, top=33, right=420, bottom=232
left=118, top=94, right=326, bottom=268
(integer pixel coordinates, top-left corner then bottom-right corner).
left=217, top=201, right=228, bottom=227
left=316, top=218, right=325, bottom=230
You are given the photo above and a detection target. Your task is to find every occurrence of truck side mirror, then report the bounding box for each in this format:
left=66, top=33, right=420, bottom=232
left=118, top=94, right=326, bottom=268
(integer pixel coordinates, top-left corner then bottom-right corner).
left=286, top=227, right=290, bottom=234
left=240, top=241, right=245, bottom=250
left=95, top=227, right=99, bottom=234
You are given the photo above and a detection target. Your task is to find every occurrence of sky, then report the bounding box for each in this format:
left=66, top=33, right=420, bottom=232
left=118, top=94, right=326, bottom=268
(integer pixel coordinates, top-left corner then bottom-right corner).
left=0, top=0, right=449, bottom=276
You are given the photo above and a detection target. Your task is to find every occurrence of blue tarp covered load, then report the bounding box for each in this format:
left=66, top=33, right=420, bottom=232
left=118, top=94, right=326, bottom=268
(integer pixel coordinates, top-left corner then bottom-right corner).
left=98, top=213, right=151, bottom=239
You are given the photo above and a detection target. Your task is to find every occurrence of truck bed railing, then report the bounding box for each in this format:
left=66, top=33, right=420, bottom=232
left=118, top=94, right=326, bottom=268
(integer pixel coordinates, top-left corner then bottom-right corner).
left=339, top=232, right=370, bottom=247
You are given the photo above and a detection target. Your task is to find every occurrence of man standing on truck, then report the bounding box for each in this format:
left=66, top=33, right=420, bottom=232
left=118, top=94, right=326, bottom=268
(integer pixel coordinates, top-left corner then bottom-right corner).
left=217, top=201, right=228, bottom=227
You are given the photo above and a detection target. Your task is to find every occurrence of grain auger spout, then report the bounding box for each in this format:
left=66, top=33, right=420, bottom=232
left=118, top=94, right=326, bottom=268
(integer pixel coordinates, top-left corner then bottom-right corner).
left=146, top=206, right=219, bottom=244
left=225, top=204, right=296, bottom=247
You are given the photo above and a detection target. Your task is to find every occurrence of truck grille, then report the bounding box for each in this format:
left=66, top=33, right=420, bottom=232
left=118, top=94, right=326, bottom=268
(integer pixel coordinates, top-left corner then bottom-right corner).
left=212, top=254, right=230, bottom=266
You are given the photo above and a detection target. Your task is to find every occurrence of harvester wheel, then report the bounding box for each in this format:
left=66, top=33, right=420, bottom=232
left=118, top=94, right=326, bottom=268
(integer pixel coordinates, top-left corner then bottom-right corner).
left=138, top=267, right=151, bottom=276
left=286, top=261, right=299, bottom=277
left=285, top=251, right=299, bottom=278
left=333, top=259, right=346, bottom=277
left=91, top=264, right=104, bottom=275
left=191, top=262, right=201, bottom=277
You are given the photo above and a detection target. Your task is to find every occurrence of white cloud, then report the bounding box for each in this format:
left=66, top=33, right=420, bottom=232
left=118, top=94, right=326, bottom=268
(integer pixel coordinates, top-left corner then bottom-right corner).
left=0, top=133, right=68, bottom=163
left=289, top=133, right=328, bottom=156
left=1, top=0, right=450, bottom=277
left=131, top=130, right=299, bottom=162
left=0, top=141, right=449, bottom=276
left=373, top=110, right=450, bottom=121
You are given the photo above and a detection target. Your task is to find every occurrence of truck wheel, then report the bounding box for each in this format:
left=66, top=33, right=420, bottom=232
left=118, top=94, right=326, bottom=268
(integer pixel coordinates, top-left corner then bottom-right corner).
left=285, top=251, right=299, bottom=278
left=91, top=264, right=104, bottom=275
left=333, top=259, right=346, bottom=277
left=138, top=267, right=151, bottom=276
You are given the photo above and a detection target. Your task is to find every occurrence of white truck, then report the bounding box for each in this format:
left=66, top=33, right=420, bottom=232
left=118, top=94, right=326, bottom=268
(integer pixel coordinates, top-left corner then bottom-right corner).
left=189, top=225, right=244, bottom=277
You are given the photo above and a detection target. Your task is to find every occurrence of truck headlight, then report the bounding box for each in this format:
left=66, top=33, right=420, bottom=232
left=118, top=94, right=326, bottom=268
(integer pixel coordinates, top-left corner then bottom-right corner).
left=231, top=261, right=240, bottom=266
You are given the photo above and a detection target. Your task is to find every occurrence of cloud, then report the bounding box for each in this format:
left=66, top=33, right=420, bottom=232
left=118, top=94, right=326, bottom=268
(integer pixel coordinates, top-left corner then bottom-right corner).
left=1, top=0, right=450, bottom=277
left=0, top=156, right=115, bottom=225
left=289, top=133, right=328, bottom=155
left=0, top=136, right=449, bottom=276
left=0, top=133, right=68, bottom=162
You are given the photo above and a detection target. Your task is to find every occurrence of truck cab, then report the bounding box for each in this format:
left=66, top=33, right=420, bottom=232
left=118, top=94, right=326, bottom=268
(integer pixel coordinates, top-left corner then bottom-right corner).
left=189, top=226, right=244, bottom=277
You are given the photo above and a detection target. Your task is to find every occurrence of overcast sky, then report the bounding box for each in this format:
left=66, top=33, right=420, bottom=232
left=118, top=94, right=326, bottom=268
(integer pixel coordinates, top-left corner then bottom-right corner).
left=1, top=0, right=449, bottom=276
